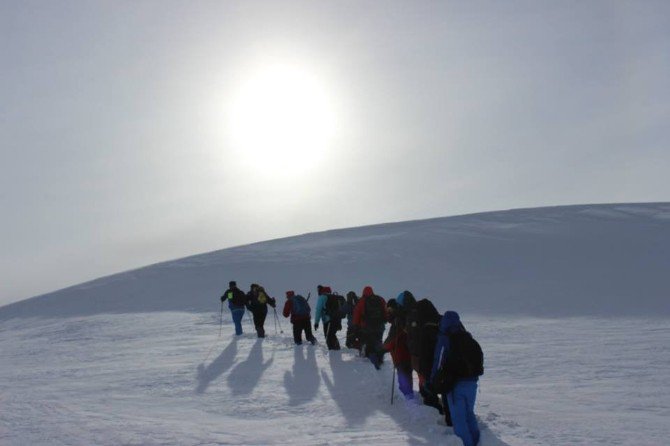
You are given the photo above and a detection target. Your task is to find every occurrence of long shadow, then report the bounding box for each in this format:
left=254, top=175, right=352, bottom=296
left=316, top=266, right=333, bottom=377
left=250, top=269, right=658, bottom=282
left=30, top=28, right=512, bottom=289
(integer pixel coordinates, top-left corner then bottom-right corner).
left=195, top=338, right=238, bottom=394
left=320, top=351, right=377, bottom=427
left=320, top=352, right=513, bottom=444
left=227, top=339, right=273, bottom=396
left=283, top=345, right=320, bottom=406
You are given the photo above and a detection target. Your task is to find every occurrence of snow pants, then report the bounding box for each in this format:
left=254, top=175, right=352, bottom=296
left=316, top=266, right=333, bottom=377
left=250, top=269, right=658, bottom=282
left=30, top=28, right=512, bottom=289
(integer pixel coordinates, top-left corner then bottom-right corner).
left=345, top=323, right=360, bottom=349
left=445, top=380, right=480, bottom=446
left=396, top=361, right=414, bottom=398
left=323, top=321, right=341, bottom=350
left=252, top=308, right=268, bottom=338
left=231, top=308, right=245, bottom=336
left=293, top=319, right=316, bottom=345
left=362, top=327, right=385, bottom=368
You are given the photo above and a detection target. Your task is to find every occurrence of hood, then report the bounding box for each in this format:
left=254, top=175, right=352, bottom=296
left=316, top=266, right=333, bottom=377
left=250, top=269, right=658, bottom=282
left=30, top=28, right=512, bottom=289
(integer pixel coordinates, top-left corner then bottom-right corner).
left=439, top=311, right=463, bottom=334
left=362, top=286, right=374, bottom=297
left=397, top=290, right=416, bottom=309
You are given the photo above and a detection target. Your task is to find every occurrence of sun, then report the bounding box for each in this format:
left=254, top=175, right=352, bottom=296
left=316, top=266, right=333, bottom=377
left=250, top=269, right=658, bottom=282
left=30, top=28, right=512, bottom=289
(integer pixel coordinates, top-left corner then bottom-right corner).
left=227, top=63, right=336, bottom=172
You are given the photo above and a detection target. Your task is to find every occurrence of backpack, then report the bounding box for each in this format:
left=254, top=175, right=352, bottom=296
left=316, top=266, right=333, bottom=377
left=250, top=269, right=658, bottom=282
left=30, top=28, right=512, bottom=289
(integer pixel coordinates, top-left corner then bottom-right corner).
left=324, top=293, right=346, bottom=330
left=433, top=331, right=484, bottom=393
left=257, top=289, right=268, bottom=305
left=325, top=293, right=346, bottom=318
left=292, top=295, right=310, bottom=318
left=406, top=298, right=440, bottom=357
left=364, top=294, right=385, bottom=330
left=227, top=289, right=247, bottom=307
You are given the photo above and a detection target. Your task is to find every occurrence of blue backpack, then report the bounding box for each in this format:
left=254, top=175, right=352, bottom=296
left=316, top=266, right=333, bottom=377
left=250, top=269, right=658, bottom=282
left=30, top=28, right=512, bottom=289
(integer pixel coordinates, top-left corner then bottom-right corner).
left=292, top=295, right=310, bottom=317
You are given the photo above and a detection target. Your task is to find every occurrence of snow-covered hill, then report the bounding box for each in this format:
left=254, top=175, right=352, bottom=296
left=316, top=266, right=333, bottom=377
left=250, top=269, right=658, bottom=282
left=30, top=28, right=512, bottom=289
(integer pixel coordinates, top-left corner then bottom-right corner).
left=1, top=203, right=669, bottom=445
left=2, top=203, right=669, bottom=320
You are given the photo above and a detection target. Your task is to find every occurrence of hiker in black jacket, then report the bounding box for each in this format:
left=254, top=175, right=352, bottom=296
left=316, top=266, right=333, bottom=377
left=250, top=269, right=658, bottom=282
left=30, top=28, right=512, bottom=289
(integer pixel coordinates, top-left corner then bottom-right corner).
left=246, top=284, right=276, bottom=338
left=406, top=297, right=448, bottom=420
left=344, top=291, right=360, bottom=349
left=221, top=281, right=248, bottom=336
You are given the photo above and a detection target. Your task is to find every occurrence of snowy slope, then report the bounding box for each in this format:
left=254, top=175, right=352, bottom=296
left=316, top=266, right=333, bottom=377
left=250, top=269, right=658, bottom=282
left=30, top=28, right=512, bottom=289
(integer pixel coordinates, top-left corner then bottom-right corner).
left=1, top=203, right=669, bottom=445
left=2, top=202, right=669, bottom=320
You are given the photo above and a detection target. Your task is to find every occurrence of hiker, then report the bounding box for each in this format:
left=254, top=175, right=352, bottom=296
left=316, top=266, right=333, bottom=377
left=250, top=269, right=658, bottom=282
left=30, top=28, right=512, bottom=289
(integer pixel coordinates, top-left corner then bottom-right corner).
left=406, top=297, right=447, bottom=419
left=353, top=286, right=387, bottom=369
left=396, top=289, right=417, bottom=311
left=427, top=311, right=482, bottom=446
left=314, top=285, right=343, bottom=350
left=344, top=291, right=360, bottom=349
left=282, top=290, right=316, bottom=345
left=220, top=280, right=248, bottom=336
left=383, top=298, right=414, bottom=399
left=246, top=284, right=276, bottom=338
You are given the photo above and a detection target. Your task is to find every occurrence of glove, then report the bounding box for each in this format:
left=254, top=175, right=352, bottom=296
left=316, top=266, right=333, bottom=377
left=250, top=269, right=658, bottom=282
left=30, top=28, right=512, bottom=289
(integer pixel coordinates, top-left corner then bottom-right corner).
left=314, top=323, right=319, bottom=330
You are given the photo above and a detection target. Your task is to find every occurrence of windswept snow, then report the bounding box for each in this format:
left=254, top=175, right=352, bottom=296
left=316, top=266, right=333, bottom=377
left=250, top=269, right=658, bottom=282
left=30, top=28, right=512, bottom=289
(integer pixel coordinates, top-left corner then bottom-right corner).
left=0, top=312, right=667, bottom=445
left=1, top=203, right=669, bottom=445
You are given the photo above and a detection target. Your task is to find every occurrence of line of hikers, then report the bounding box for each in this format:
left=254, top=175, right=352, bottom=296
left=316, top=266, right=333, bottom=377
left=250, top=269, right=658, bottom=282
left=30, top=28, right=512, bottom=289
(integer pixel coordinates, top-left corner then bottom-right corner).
left=220, top=281, right=484, bottom=446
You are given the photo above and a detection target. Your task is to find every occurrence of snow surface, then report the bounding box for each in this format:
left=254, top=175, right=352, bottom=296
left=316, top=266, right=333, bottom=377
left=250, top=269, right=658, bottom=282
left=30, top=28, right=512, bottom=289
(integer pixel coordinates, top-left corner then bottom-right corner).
left=1, top=203, right=669, bottom=445
left=1, top=313, right=668, bottom=445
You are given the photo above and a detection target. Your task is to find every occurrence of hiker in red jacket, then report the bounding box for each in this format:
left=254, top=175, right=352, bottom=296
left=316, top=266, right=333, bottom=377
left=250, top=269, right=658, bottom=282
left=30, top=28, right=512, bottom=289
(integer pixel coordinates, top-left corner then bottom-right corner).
left=282, top=291, right=316, bottom=345
left=383, top=298, right=414, bottom=399
left=353, top=286, right=388, bottom=369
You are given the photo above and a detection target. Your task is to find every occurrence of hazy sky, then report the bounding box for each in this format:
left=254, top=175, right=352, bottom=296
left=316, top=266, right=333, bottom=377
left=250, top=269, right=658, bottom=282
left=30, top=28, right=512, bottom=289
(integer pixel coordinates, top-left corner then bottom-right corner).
left=2, top=0, right=669, bottom=306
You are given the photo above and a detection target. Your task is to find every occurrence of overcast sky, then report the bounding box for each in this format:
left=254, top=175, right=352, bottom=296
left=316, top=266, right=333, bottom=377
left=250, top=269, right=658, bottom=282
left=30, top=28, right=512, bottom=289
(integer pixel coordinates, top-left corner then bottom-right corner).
left=1, top=0, right=669, bottom=306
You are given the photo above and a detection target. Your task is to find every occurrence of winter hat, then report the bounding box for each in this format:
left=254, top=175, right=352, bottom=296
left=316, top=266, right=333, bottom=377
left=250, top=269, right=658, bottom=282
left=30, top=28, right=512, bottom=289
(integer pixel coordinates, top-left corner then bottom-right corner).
left=229, top=280, right=237, bottom=288
left=286, top=290, right=295, bottom=298
left=317, top=285, right=324, bottom=294
left=362, top=286, right=374, bottom=297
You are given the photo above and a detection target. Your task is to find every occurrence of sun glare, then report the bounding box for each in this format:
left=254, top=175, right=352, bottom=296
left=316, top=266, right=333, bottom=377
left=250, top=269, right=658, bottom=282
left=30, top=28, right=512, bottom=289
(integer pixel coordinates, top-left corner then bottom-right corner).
left=228, top=64, right=336, bottom=172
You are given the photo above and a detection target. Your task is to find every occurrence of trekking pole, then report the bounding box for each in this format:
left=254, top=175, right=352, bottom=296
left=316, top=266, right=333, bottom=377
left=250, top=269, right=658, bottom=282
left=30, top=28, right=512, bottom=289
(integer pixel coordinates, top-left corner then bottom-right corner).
left=218, top=300, right=224, bottom=338
left=273, top=308, right=284, bottom=334
left=273, top=308, right=278, bottom=334
left=391, top=364, right=396, bottom=404
left=390, top=320, right=397, bottom=405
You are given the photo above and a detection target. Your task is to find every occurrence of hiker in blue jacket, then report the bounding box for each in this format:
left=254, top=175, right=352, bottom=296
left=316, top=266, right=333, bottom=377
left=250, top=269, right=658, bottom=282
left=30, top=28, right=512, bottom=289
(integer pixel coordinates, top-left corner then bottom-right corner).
left=314, top=285, right=341, bottom=350
left=221, top=281, right=248, bottom=336
left=429, top=311, right=480, bottom=446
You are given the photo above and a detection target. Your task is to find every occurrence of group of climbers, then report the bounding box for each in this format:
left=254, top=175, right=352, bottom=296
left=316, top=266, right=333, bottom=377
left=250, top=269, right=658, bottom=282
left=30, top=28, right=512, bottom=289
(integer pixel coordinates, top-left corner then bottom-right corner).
left=220, top=281, right=276, bottom=338
left=219, top=281, right=483, bottom=446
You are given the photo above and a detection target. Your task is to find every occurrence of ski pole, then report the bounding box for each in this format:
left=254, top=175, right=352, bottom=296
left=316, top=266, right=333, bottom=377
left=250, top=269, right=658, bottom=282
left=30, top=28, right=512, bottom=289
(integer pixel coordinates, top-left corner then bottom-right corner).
left=219, top=300, right=224, bottom=337
left=390, top=320, right=397, bottom=404
left=273, top=308, right=284, bottom=334
left=391, top=364, right=396, bottom=404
